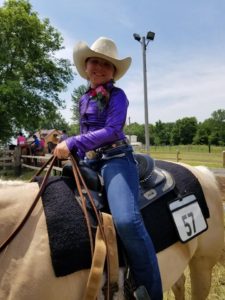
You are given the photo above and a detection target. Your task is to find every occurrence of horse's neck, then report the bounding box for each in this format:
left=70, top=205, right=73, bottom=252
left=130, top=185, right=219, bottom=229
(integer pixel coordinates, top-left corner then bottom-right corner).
left=0, top=181, right=39, bottom=242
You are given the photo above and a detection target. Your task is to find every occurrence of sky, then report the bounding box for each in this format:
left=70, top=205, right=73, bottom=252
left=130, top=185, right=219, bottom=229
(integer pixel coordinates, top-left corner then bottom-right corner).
left=1, top=0, right=225, bottom=125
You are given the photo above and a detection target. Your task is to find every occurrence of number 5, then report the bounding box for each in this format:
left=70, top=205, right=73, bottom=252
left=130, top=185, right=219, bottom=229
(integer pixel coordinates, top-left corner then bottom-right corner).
left=182, top=214, right=192, bottom=236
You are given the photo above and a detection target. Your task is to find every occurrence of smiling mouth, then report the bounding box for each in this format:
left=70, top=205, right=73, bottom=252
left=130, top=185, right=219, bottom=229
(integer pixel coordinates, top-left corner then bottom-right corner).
left=93, top=73, right=104, bottom=77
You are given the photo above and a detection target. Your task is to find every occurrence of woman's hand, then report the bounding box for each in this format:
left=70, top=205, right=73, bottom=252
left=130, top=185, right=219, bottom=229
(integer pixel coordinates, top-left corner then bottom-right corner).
left=54, top=141, right=70, bottom=159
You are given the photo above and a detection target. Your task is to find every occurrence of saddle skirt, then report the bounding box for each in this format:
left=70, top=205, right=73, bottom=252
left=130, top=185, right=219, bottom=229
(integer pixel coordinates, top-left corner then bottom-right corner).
left=36, top=155, right=209, bottom=277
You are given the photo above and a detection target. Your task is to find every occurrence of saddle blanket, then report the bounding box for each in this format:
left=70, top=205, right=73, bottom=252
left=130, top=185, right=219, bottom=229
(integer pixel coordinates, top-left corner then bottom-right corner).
left=37, top=160, right=209, bottom=277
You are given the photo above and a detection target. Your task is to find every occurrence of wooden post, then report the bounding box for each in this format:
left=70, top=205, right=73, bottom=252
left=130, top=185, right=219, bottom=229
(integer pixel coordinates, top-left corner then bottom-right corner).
left=14, top=146, right=22, bottom=176
left=222, top=151, right=225, bottom=168
left=176, top=150, right=180, bottom=162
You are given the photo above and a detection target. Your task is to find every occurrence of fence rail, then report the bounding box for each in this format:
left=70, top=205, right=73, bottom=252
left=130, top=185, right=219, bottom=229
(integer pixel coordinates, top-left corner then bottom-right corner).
left=21, top=154, right=64, bottom=173
left=0, top=148, right=64, bottom=175
left=1, top=147, right=225, bottom=174
left=150, top=150, right=225, bottom=168
left=0, top=150, right=15, bottom=168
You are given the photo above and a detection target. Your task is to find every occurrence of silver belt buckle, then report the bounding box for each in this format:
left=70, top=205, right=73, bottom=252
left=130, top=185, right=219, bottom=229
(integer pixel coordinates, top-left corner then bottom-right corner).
left=85, top=150, right=97, bottom=160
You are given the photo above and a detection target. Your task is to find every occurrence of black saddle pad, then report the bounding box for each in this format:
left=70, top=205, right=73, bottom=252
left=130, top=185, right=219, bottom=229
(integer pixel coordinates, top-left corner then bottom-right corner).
left=37, top=160, right=209, bottom=277
left=142, top=160, right=209, bottom=252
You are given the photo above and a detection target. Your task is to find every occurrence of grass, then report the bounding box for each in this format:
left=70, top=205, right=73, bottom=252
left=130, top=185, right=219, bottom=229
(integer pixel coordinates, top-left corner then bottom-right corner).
left=136, top=145, right=225, bottom=168
left=149, top=145, right=225, bottom=153
left=0, top=168, right=36, bottom=181
left=163, top=263, right=225, bottom=299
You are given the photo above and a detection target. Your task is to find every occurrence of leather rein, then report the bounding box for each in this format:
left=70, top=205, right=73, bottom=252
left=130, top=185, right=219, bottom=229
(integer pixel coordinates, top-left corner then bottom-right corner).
left=0, top=155, right=56, bottom=252
left=0, top=155, right=113, bottom=299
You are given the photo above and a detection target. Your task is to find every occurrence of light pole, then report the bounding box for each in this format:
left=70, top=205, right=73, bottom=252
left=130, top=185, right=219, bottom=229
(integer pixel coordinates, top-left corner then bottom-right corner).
left=133, top=31, right=155, bottom=152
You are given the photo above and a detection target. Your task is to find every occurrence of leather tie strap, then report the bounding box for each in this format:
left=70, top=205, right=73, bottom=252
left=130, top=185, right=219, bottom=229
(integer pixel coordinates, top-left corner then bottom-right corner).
left=84, top=212, right=119, bottom=300
left=84, top=221, right=107, bottom=300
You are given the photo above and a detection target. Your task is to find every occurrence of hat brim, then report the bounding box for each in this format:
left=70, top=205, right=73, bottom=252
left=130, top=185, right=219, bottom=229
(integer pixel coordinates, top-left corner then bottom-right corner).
left=73, top=41, right=131, bottom=81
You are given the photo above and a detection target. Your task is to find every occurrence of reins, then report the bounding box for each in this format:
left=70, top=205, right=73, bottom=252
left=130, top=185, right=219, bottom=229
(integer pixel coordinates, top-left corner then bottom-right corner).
left=69, top=155, right=112, bottom=299
left=0, top=155, right=57, bottom=253
left=0, top=155, right=118, bottom=300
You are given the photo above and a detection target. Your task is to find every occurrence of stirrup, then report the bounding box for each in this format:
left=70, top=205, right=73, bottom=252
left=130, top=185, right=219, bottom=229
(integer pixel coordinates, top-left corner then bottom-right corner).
left=134, top=286, right=151, bottom=300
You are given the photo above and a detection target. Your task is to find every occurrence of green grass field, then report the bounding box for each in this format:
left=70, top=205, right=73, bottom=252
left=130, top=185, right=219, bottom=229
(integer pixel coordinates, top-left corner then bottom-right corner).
left=0, top=145, right=225, bottom=180
left=138, top=145, right=225, bottom=168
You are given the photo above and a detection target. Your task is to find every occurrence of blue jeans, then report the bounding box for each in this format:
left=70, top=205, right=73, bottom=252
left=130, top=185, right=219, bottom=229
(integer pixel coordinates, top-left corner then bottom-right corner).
left=92, top=145, right=163, bottom=299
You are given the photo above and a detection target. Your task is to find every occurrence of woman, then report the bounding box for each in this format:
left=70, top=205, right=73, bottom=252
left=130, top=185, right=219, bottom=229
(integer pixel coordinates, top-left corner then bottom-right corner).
left=54, top=37, right=162, bottom=299
left=17, top=132, right=27, bottom=146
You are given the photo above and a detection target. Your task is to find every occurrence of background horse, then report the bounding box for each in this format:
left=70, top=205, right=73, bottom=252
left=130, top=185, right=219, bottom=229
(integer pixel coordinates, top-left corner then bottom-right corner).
left=0, top=163, right=224, bottom=300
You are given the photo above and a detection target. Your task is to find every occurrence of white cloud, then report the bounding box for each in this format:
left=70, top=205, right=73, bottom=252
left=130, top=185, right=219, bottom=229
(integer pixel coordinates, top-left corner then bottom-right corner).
left=124, top=55, right=225, bottom=124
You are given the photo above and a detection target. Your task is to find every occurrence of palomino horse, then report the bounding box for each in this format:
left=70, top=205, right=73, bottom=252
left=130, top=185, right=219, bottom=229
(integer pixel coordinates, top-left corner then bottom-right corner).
left=0, top=163, right=224, bottom=300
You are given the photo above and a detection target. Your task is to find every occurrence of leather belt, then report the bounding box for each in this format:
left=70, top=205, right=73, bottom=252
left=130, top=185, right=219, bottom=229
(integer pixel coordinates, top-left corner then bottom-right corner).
left=86, top=139, right=129, bottom=160
left=98, top=139, right=128, bottom=152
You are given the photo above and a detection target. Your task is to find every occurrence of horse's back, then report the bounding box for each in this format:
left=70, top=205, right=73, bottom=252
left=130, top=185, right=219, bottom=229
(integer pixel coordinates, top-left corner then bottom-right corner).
left=0, top=181, right=39, bottom=240
left=0, top=164, right=224, bottom=300
left=0, top=181, right=90, bottom=300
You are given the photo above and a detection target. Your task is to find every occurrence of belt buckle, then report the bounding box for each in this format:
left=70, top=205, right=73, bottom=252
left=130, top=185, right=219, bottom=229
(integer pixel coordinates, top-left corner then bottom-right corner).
left=86, top=150, right=97, bottom=160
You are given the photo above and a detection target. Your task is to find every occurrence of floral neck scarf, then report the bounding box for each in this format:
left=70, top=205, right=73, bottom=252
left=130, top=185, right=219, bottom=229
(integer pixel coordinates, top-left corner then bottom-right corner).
left=88, top=80, right=114, bottom=111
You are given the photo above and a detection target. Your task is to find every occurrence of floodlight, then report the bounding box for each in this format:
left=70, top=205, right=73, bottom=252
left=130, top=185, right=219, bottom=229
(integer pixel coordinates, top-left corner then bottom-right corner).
left=146, top=31, right=155, bottom=41
left=133, top=33, right=141, bottom=42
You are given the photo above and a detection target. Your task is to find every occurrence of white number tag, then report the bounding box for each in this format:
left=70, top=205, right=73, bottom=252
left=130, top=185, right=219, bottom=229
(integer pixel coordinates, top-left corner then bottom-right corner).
left=169, top=194, right=208, bottom=242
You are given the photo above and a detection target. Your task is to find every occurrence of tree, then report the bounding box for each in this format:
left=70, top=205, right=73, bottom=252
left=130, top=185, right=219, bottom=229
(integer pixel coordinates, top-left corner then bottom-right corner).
left=124, top=122, right=145, bottom=143
left=0, top=0, right=73, bottom=142
left=154, top=120, right=174, bottom=145
left=211, top=109, right=225, bottom=145
left=68, top=123, right=80, bottom=136
left=194, top=110, right=225, bottom=146
left=38, top=109, right=70, bottom=132
left=171, top=117, right=198, bottom=145
left=71, top=85, right=87, bottom=124
left=193, top=124, right=209, bottom=145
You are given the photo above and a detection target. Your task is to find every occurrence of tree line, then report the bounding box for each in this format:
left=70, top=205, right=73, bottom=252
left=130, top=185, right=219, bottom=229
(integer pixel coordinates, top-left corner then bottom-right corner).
left=124, top=110, right=225, bottom=146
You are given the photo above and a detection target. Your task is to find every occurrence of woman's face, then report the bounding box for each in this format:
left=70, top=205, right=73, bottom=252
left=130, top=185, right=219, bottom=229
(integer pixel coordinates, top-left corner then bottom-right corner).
left=85, top=57, right=115, bottom=88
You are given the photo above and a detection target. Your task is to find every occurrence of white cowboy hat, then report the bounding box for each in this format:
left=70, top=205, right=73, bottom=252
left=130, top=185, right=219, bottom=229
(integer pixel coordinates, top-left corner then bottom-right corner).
left=73, top=37, right=132, bottom=81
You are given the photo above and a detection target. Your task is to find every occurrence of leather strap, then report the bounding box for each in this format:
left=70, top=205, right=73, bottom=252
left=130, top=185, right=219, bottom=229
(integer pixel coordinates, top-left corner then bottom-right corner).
left=84, top=212, right=119, bottom=300
left=102, top=213, right=119, bottom=285
left=69, top=155, right=120, bottom=299
left=69, top=155, right=110, bottom=298
left=0, top=155, right=56, bottom=252
left=84, top=221, right=107, bottom=300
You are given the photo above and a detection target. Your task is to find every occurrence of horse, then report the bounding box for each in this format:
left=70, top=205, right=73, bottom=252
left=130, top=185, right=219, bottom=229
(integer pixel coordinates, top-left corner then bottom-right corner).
left=0, top=161, right=224, bottom=300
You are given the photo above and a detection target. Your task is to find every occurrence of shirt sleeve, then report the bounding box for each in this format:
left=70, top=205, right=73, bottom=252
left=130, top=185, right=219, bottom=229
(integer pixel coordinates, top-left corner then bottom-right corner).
left=66, top=88, right=128, bottom=154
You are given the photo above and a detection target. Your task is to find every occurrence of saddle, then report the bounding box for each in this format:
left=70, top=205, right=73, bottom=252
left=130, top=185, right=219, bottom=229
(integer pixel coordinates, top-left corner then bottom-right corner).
left=62, top=153, right=175, bottom=212
left=38, top=155, right=209, bottom=277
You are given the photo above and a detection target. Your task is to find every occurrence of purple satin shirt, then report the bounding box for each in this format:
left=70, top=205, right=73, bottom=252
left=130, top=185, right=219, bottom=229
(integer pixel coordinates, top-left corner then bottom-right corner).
left=66, top=83, right=128, bottom=158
